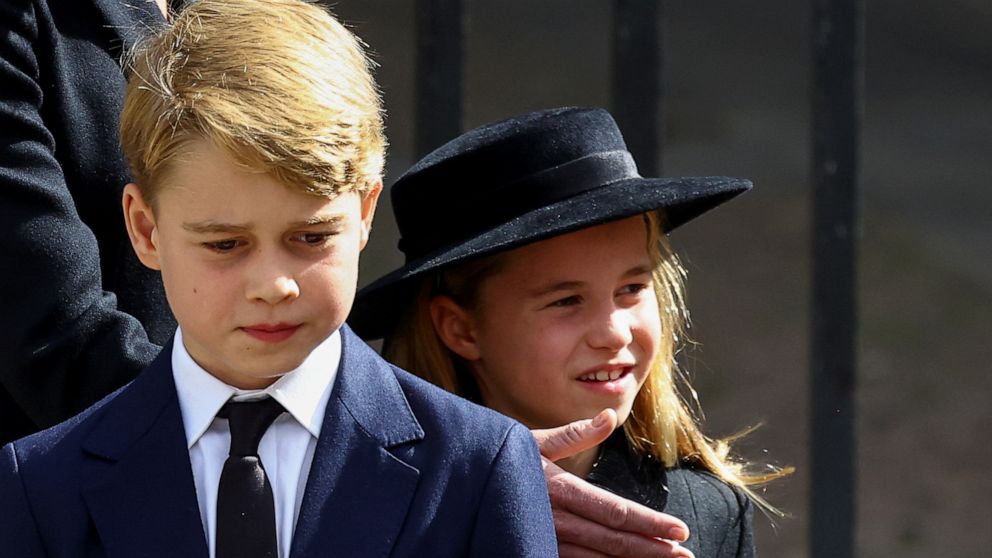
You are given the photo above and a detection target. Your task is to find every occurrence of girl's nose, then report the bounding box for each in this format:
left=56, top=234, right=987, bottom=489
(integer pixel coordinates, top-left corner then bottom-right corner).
left=586, top=309, right=634, bottom=350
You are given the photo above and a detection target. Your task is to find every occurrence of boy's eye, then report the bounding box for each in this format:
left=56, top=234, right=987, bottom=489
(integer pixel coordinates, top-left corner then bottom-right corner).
left=203, top=239, right=243, bottom=252
left=293, top=232, right=335, bottom=246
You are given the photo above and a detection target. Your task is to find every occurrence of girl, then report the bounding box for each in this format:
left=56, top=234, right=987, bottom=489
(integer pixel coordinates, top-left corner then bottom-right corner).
left=350, top=107, right=790, bottom=557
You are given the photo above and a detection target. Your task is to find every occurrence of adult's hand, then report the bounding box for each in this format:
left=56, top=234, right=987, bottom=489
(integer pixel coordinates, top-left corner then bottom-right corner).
left=532, top=409, right=695, bottom=558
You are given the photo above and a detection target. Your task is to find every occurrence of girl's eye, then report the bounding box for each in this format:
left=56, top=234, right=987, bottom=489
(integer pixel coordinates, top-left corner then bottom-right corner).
left=618, top=283, right=649, bottom=296
left=203, top=239, right=242, bottom=252
left=547, top=295, right=582, bottom=308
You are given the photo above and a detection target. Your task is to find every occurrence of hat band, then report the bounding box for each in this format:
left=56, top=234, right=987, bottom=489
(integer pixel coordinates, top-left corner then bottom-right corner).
left=398, top=150, right=640, bottom=260
left=493, top=149, right=639, bottom=202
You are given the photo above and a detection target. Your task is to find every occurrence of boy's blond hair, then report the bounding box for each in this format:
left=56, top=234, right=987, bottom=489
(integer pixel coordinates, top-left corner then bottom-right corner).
left=120, top=0, right=385, bottom=206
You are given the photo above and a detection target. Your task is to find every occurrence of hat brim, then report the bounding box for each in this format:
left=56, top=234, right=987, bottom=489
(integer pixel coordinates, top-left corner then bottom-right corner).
left=349, top=175, right=751, bottom=339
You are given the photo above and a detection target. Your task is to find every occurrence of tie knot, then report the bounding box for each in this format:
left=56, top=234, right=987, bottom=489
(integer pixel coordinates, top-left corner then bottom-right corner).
left=218, top=397, right=285, bottom=457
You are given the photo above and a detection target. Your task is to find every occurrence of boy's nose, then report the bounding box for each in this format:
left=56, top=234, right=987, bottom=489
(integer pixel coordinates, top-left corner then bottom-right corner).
left=247, top=275, right=300, bottom=305
left=586, top=309, right=634, bottom=350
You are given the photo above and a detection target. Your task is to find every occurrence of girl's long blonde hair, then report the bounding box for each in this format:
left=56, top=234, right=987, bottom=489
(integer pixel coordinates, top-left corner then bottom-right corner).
left=383, top=212, right=791, bottom=514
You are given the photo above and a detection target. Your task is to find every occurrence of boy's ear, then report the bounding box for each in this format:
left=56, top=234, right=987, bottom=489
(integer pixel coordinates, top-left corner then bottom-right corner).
left=429, top=295, right=481, bottom=362
left=122, top=183, right=162, bottom=270
left=358, top=179, right=382, bottom=250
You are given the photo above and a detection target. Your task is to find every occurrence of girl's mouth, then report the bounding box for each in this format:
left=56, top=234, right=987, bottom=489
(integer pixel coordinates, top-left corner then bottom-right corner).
left=577, top=367, right=632, bottom=382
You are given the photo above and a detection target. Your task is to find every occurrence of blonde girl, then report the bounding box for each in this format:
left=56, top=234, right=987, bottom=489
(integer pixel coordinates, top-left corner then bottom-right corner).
left=351, top=107, right=790, bottom=558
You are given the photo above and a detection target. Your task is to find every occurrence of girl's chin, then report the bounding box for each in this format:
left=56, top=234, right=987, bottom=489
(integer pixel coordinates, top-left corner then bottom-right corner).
left=544, top=403, right=636, bottom=432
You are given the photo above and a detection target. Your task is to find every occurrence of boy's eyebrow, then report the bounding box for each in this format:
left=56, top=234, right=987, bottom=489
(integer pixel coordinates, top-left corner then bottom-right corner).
left=527, top=264, right=653, bottom=298
left=182, top=221, right=251, bottom=234
left=288, top=215, right=347, bottom=228
left=182, top=215, right=346, bottom=234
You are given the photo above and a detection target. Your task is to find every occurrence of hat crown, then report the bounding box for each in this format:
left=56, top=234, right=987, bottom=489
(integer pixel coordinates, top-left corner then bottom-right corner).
left=392, top=107, right=635, bottom=261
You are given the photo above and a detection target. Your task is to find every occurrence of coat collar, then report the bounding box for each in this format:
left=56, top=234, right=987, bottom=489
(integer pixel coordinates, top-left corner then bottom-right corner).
left=586, top=428, right=670, bottom=511
left=289, top=325, right=424, bottom=557
left=80, top=338, right=209, bottom=558
left=80, top=327, right=426, bottom=558
left=586, top=429, right=705, bottom=556
left=328, top=325, right=424, bottom=446
left=79, top=327, right=424, bottom=459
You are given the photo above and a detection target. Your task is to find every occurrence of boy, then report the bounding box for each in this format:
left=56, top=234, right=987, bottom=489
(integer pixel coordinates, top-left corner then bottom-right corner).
left=0, top=1, right=557, bottom=556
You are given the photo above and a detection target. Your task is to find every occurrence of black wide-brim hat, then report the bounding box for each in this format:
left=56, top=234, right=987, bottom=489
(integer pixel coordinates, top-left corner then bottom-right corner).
left=350, top=107, right=751, bottom=339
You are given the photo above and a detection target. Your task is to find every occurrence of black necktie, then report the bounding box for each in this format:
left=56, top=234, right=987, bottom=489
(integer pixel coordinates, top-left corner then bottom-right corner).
left=216, top=397, right=286, bottom=558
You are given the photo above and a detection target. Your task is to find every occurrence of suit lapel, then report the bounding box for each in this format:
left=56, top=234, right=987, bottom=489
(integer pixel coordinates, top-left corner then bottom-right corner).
left=290, top=327, right=424, bottom=558
left=81, top=341, right=208, bottom=558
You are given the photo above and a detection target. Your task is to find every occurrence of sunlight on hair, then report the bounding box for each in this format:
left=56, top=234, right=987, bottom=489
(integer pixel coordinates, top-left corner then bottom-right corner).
left=385, top=211, right=793, bottom=517
left=120, top=0, right=385, bottom=207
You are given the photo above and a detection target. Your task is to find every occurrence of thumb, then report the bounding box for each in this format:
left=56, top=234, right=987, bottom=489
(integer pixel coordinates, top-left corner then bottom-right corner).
left=530, top=408, right=618, bottom=461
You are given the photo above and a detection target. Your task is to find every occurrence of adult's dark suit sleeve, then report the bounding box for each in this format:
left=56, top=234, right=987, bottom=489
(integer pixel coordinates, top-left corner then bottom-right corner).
left=0, top=0, right=159, bottom=443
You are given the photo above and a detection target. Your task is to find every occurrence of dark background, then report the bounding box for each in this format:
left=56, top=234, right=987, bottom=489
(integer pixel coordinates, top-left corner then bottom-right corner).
left=332, top=1, right=991, bottom=555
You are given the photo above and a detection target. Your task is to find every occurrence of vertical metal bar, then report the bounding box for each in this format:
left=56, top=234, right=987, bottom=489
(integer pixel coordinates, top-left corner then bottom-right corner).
left=612, top=0, right=662, bottom=176
left=811, top=0, right=863, bottom=556
left=415, top=0, right=464, bottom=157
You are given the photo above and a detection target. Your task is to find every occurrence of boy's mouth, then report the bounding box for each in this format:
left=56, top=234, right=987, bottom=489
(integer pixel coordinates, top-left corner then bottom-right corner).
left=240, top=323, right=301, bottom=343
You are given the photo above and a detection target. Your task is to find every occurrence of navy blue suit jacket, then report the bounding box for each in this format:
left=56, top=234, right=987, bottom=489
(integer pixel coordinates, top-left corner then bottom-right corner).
left=0, top=327, right=558, bottom=557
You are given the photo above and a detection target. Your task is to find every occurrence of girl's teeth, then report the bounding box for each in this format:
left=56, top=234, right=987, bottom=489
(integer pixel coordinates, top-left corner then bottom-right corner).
left=581, top=369, right=626, bottom=381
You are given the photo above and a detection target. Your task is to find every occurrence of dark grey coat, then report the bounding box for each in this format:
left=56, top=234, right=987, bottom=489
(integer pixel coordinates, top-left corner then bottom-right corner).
left=587, top=430, right=756, bottom=558
left=0, top=0, right=174, bottom=444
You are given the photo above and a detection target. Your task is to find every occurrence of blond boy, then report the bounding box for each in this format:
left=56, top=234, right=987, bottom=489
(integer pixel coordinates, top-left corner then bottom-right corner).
left=0, top=1, right=556, bottom=556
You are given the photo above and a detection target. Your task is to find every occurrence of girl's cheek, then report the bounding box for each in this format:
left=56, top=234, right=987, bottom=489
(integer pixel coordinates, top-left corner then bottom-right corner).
left=635, top=300, right=663, bottom=330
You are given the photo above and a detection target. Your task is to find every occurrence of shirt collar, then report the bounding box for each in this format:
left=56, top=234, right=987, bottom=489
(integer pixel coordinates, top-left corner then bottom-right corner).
left=172, top=327, right=341, bottom=449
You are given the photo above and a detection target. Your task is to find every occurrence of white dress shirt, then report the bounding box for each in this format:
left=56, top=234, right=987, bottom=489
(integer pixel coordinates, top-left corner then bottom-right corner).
left=172, top=327, right=340, bottom=558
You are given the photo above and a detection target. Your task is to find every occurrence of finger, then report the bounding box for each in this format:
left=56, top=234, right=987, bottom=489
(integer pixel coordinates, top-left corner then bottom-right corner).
left=532, top=408, right=618, bottom=461
left=546, top=463, right=690, bottom=543
left=554, top=507, right=694, bottom=558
